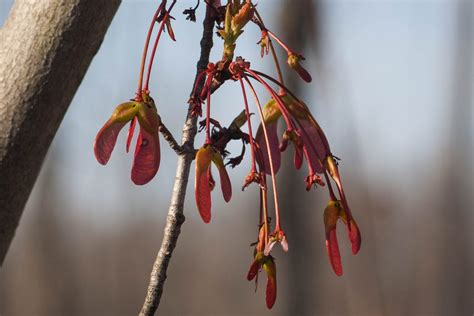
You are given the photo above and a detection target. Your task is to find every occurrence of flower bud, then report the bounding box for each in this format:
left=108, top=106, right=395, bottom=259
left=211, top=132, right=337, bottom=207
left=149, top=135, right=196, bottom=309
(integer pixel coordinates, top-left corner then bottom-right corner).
left=287, top=53, right=312, bottom=83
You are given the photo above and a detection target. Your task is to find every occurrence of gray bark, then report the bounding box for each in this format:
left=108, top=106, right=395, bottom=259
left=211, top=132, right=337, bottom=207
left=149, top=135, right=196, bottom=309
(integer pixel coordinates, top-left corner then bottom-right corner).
left=139, top=5, right=216, bottom=315
left=0, top=0, right=121, bottom=265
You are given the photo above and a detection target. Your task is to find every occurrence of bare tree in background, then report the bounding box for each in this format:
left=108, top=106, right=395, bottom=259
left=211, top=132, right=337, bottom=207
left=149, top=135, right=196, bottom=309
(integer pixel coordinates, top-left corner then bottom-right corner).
left=0, top=0, right=121, bottom=264
left=437, top=2, right=473, bottom=315
left=278, top=1, right=321, bottom=315
left=278, top=2, right=390, bottom=315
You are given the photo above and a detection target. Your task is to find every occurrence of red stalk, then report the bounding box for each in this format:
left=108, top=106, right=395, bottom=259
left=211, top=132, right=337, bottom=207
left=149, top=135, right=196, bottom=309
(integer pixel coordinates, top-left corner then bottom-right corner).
left=266, top=30, right=293, bottom=55
left=136, top=1, right=165, bottom=99
left=203, top=72, right=215, bottom=144
left=238, top=77, right=257, bottom=172
left=244, top=77, right=282, bottom=229
left=253, top=9, right=285, bottom=87
left=244, top=69, right=295, bottom=132
left=323, top=171, right=337, bottom=201
left=144, top=0, right=177, bottom=91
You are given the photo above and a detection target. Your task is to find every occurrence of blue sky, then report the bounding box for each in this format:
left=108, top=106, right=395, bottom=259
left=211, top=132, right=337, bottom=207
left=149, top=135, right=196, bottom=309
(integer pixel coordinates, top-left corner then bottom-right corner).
left=1, top=0, right=470, bottom=222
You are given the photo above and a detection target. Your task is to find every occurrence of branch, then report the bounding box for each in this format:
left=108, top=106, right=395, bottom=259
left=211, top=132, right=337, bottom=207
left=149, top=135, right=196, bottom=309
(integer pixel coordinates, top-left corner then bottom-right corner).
left=0, top=0, right=121, bottom=265
left=139, top=5, right=216, bottom=315
left=158, top=121, right=184, bottom=155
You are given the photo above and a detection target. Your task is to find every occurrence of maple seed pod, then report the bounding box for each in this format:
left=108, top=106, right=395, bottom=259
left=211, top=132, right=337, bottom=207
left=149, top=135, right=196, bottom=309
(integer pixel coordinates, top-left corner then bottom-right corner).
left=262, top=257, right=277, bottom=309
left=94, top=102, right=139, bottom=165
left=195, top=145, right=232, bottom=223
left=323, top=199, right=362, bottom=276
left=324, top=200, right=344, bottom=276
left=94, top=99, right=161, bottom=185
left=287, top=53, right=312, bottom=83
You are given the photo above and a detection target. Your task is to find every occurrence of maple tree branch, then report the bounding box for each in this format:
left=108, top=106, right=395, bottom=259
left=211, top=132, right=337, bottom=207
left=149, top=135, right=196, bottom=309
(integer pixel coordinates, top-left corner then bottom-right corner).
left=139, top=5, right=216, bottom=315
left=158, top=121, right=185, bottom=155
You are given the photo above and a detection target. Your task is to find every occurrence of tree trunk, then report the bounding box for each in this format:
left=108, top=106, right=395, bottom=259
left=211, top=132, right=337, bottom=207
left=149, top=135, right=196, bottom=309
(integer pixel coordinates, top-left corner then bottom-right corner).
left=0, top=0, right=121, bottom=265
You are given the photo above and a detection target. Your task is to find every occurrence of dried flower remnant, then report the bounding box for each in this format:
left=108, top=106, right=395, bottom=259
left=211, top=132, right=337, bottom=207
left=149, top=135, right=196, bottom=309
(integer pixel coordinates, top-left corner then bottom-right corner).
left=247, top=226, right=277, bottom=309
left=94, top=0, right=362, bottom=311
left=257, top=30, right=270, bottom=57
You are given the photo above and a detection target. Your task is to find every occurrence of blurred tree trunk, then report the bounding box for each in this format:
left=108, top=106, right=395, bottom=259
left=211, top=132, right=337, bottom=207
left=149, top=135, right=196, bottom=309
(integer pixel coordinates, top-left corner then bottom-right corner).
left=438, top=2, right=473, bottom=315
left=278, top=1, right=322, bottom=315
left=0, top=151, right=80, bottom=314
left=0, top=0, right=121, bottom=265
left=408, top=3, right=473, bottom=315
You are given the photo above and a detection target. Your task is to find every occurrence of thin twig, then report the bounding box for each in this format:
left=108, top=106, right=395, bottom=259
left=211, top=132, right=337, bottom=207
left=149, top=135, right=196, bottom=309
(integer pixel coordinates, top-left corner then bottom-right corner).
left=158, top=122, right=184, bottom=155
left=139, top=5, right=216, bottom=316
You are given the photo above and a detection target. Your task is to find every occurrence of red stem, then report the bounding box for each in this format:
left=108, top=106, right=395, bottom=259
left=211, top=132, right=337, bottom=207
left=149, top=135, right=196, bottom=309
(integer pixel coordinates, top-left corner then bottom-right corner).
left=253, top=9, right=285, bottom=86
left=244, top=69, right=295, bottom=132
left=203, top=72, right=215, bottom=144
left=136, top=1, right=165, bottom=99
left=205, top=90, right=211, bottom=144
left=267, top=30, right=293, bottom=55
left=244, top=77, right=282, bottom=229
left=323, top=171, right=337, bottom=201
left=192, top=71, right=207, bottom=98
left=262, top=188, right=269, bottom=246
left=144, top=0, right=177, bottom=91
left=238, top=77, right=257, bottom=172
left=250, top=69, right=302, bottom=104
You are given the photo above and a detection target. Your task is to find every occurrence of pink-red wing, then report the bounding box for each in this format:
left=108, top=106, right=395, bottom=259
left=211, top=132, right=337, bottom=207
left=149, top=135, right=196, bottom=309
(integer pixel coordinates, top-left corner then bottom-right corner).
left=294, top=145, right=303, bottom=170
left=247, top=259, right=260, bottom=281
left=266, top=273, right=277, bottom=309
left=217, top=165, right=232, bottom=202
left=195, top=164, right=212, bottom=223
left=256, top=122, right=281, bottom=175
left=326, top=229, right=343, bottom=276
left=126, top=117, right=137, bottom=153
left=294, top=63, right=312, bottom=83
left=131, top=127, right=160, bottom=185
left=94, top=120, right=126, bottom=165
left=349, top=219, right=361, bottom=255
left=298, top=119, right=330, bottom=174
left=165, top=19, right=176, bottom=41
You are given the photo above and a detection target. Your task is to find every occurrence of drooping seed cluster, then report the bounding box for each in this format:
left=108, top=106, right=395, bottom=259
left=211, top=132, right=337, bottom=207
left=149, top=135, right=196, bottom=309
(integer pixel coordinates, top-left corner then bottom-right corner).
left=94, top=0, right=361, bottom=309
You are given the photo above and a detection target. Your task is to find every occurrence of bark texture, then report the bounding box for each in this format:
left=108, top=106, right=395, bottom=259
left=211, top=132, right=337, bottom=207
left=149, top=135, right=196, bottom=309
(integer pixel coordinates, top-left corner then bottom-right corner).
left=0, top=0, right=121, bottom=265
left=139, top=6, right=216, bottom=316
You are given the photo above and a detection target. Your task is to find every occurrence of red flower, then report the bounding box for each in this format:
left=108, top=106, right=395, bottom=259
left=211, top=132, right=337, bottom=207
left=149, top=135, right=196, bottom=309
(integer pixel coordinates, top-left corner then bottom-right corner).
left=195, top=144, right=232, bottom=223
left=94, top=93, right=161, bottom=185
